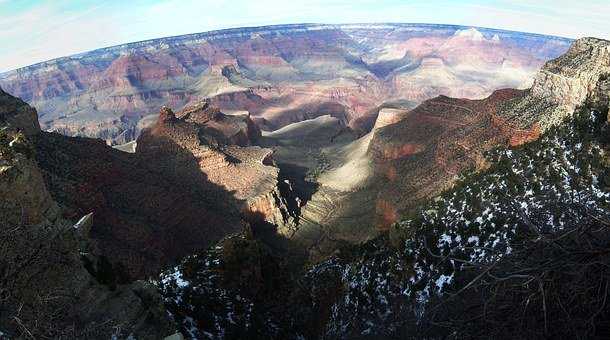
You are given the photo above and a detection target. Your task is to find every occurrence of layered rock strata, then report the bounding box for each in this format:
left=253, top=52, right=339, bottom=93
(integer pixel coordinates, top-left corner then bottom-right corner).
left=137, top=102, right=297, bottom=234
left=0, top=24, right=572, bottom=143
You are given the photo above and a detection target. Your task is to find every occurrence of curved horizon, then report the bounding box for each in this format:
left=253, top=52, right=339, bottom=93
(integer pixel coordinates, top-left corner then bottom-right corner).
left=1, top=0, right=608, bottom=73
left=0, top=21, right=576, bottom=75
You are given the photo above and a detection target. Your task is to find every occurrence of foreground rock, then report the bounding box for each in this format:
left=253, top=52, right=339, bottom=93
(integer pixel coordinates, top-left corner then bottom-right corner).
left=0, top=88, right=175, bottom=338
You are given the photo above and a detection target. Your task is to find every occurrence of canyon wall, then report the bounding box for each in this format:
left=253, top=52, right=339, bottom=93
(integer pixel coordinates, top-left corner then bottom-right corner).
left=368, top=37, right=610, bottom=229
left=0, top=24, right=572, bottom=144
left=0, top=87, right=175, bottom=338
left=137, top=102, right=298, bottom=234
left=500, top=37, right=610, bottom=130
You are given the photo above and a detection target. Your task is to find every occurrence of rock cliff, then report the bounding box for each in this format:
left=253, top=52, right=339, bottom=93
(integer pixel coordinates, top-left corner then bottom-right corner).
left=0, top=127, right=59, bottom=226
left=500, top=37, right=610, bottom=129
left=0, top=88, right=39, bottom=136
left=2, top=85, right=247, bottom=279
left=364, top=38, right=610, bottom=229
left=0, top=87, right=175, bottom=339
left=137, top=102, right=297, bottom=233
left=367, top=88, right=528, bottom=227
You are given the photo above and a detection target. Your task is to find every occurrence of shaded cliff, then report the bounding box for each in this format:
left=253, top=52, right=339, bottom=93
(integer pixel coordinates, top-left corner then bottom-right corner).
left=137, top=102, right=298, bottom=233
left=0, top=87, right=175, bottom=339
left=35, top=131, right=244, bottom=278
left=369, top=88, right=530, bottom=227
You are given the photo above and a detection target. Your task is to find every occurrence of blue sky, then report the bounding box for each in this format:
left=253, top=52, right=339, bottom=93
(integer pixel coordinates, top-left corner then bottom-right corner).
left=1, top=0, right=609, bottom=72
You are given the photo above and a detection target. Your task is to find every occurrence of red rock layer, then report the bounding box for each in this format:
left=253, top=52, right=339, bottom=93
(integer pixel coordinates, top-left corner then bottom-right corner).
left=0, top=25, right=570, bottom=143
left=369, top=88, right=529, bottom=229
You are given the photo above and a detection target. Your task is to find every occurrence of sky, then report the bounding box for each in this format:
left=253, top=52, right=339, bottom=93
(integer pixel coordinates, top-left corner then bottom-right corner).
left=1, top=0, right=609, bottom=72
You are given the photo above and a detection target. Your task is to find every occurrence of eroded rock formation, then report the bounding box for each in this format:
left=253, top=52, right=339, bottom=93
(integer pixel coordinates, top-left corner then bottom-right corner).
left=0, top=24, right=572, bottom=144
left=137, top=102, right=297, bottom=233
left=369, top=37, right=610, bottom=229
left=369, top=89, right=529, bottom=228
left=500, top=37, right=610, bottom=130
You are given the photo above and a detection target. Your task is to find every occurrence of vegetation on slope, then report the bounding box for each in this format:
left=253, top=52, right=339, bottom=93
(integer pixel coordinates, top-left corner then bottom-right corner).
left=160, top=102, right=610, bottom=339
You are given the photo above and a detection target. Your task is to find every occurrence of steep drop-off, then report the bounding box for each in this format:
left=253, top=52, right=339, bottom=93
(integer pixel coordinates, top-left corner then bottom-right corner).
left=0, top=88, right=176, bottom=339
left=158, top=36, right=610, bottom=340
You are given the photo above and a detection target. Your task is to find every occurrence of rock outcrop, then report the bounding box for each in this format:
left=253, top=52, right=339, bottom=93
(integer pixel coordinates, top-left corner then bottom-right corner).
left=368, top=37, right=610, bottom=229
left=0, top=84, right=299, bottom=338
left=2, top=87, right=245, bottom=280
left=368, top=88, right=529, bottom=227
left=500, top=37, right=610, bottom=130
left=0, top=90, right=58, bottom=225
left=137, top=103, right=297, bottom=233
left=0, top=127, right=59, bottom=226
left=0, top=87, right=40, bottom=136
left=176, top=99, right=261, bottom=146
left=0, top=87, right=175, bottom=339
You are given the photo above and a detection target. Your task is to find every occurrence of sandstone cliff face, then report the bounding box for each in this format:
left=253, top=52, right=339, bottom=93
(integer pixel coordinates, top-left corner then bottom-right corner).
left=137, top=103, right=297, bottom=234
left=502, top=38, right=610, bottom=130
left=368, top=89, right=529, bottom=228
left=366, top=38, right=610, bottom=229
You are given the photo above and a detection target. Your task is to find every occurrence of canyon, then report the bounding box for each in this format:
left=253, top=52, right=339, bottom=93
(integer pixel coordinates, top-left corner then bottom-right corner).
left=0, top=24, right=574, bottom=257
left=0, top=24, right=571, bottom=145
left=157, top=37, right=610, bottom=339
left=4, top=23, right=608, bottom=339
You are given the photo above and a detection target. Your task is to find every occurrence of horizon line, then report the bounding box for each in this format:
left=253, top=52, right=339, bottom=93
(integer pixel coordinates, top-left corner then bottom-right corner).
left=1, top=22, right=577, bottom=76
